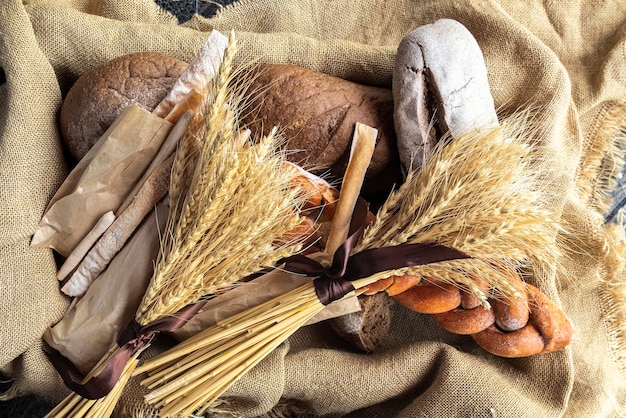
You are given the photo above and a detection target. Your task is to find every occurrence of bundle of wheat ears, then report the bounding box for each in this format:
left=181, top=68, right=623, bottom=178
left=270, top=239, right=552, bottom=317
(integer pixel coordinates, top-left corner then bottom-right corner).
left=131, top=111, right=569, bottom=415
left=46, top=31, right=313, bottom=418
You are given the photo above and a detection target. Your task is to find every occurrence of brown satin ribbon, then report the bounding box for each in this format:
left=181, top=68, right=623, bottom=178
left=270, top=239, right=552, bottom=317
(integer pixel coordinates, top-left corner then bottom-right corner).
left=44, top=301, right=205, bottom=400
left=284, top=199, right=470, bottom=305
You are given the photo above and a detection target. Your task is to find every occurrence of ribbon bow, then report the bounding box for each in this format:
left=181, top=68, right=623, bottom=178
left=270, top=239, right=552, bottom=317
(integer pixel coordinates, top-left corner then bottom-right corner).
left=284, top=199, right=470, bottom=305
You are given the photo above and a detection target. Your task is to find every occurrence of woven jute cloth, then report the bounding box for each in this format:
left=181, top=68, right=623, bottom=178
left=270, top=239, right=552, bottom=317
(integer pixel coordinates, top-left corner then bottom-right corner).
left=1, top=0, right=625, bottom=417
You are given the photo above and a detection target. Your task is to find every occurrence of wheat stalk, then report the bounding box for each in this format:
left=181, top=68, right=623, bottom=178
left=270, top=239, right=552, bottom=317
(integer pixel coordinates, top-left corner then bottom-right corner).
left=168, top=113, right=205, bottom=222
left=139, top=33, right=240, bottom=319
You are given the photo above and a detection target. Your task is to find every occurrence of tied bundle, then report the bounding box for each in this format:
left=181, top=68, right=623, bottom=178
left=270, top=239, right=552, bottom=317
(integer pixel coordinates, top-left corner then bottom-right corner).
left=134, top=113, right=571, bottom=416
left=45, top=31, right=311, bottom=418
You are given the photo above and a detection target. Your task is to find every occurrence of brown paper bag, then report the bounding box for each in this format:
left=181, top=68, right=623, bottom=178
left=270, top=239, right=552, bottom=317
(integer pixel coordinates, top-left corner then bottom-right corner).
left=30, top=105, right=173, bottom=257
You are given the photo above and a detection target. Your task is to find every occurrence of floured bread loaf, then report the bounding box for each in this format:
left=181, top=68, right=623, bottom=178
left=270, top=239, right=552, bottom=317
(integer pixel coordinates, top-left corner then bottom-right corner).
left=59, top=52, right=187, bottom=160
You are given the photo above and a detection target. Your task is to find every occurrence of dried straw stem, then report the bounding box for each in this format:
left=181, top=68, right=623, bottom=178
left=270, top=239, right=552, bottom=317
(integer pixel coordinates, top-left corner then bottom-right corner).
left=137, top=283, right=323, bottom=416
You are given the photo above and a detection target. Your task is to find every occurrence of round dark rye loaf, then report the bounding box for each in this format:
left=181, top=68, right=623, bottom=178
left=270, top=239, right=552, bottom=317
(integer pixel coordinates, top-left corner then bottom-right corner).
left=59, top=52, right=187, bottom=160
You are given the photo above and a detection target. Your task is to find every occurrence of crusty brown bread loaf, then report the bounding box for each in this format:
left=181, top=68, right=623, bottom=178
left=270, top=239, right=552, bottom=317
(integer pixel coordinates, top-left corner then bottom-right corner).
left=329, top=292, right=392, bottom=352
left=59, top=52, right=187, bottom=160
left=241, top=64, right=402, bottom=202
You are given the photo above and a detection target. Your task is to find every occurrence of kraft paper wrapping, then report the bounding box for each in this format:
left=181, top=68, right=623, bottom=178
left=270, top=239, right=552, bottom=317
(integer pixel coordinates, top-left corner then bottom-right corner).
left=30, top=105, right=173, bottom=257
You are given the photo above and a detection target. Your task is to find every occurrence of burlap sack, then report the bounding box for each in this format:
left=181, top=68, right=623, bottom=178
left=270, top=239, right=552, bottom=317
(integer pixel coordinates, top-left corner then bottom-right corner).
left=1, top=0, right=625, bottom=417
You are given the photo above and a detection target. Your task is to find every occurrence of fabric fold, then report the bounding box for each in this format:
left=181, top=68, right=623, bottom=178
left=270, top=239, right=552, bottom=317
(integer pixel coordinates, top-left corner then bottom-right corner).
left=0, top=1, right=624, bottom=417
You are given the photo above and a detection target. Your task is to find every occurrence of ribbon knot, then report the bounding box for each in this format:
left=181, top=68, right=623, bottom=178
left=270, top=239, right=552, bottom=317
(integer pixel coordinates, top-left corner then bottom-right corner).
left=118, top=319, right=149, bottom=348
left=284, top=239, right=471, bottom=306
left=283, top=199, right=471, bottom=306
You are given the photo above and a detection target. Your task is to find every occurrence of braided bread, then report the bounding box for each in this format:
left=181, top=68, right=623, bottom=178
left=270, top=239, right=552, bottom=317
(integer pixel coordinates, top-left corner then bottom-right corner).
left=368, top=273, right=574, bottom=358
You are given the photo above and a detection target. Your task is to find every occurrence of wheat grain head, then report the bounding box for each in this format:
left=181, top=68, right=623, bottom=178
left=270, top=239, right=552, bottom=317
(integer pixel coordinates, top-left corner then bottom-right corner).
left=136, top=32, right=309, bottom=325
left=354, top=113, right=568, bottom=298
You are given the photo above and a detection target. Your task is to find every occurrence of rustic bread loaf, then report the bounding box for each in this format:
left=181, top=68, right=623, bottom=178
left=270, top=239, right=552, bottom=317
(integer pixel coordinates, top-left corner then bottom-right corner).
left=59, top=52, right=187, bottom=160
left=329, top=292, right=392, bottom=353
left=241, top=64, right=402, bottom=201
left=393, top=19, right=499, bottom=177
